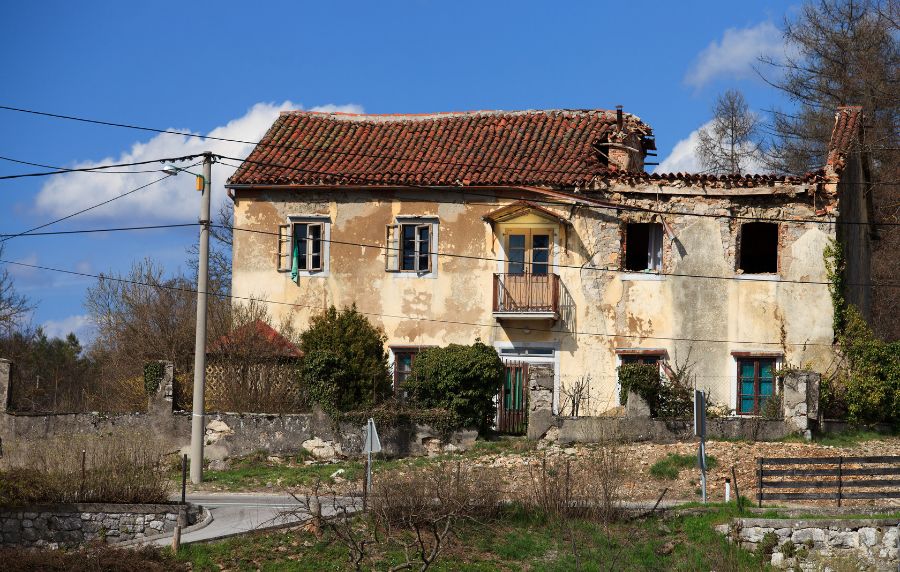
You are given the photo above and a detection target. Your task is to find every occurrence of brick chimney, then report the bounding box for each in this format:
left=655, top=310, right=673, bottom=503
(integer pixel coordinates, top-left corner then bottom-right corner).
left=606, top=106, right=644, bottom=172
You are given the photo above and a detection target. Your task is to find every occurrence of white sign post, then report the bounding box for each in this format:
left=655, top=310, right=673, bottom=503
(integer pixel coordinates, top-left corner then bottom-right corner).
left=694, top=390, right=707, bottom=504
left=363, top=418, right=381, bottom=502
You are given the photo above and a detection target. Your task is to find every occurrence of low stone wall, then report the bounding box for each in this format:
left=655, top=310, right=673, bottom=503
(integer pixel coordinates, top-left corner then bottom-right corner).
left=718, top=517, right=900, bottom=571
left=555, top=415, right=790, bottom=444
left=526, top=364, right=813, bottom=444
left=0, top=359, right=476, bottom=462
left=0, top=503, right=201, bottom=548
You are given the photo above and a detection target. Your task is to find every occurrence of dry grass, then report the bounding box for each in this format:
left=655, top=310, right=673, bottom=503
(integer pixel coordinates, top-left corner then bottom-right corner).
left=0, top=430, right=174, bottom=506
left=1, top=544, right=185, bottom=571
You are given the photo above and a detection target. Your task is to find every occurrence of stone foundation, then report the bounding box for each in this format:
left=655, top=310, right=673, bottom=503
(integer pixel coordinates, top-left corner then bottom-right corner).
left=0, top=503, right=201, bottom=548
left=718, top=517, right=900, bottom=571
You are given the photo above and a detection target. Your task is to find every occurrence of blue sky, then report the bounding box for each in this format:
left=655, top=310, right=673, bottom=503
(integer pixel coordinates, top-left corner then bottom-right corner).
left=0, top=0, right=798, bottom=342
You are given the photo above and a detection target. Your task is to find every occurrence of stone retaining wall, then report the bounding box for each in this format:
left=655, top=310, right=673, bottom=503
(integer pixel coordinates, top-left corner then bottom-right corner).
left=526, top=364, right=815, bottom=443
left=0, top=503, right=201, bottom=548
left=718, top=517, right=900, bottom=571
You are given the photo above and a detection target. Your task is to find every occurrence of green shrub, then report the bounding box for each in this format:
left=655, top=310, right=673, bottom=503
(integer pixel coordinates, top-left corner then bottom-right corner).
left=299, top=304, right=391, bottom=414
left=756, top=531, right=779, bottom=556
left=340, top=401, right=460, bottom=435
left=839, top=307, right=900, bottom=425
left=406, top=341, right=504, bottom=431
left=619, top=363, right=692, bottom=419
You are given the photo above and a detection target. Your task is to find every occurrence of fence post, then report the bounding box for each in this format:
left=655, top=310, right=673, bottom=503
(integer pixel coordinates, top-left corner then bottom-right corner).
left=837, top=456, right=843, bottom=508
left=181, top=454, right=188, bottom=504
left=80, top=449, right=86, bottom=501
left=732, top=465, right=743, bottom=514
left=757, top=458, right=763, bottom=508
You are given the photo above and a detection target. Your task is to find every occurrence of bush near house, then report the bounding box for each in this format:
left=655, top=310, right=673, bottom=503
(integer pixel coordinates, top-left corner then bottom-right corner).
left=832, top=306, right=900, bottom=426
left=406, top=341, right=504, bottom=432
left=299, top=304, right=392, bottom=414
left=618, top=363, right=692, bottom=419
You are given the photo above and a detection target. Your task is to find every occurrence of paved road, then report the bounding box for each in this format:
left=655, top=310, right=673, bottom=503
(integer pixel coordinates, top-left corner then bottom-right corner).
left=135, top=494, right=679, bottom=547
left=142, top=492, right=361, bottom=546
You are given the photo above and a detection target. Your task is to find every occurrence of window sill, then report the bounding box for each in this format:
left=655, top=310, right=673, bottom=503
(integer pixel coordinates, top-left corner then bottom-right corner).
left=620, top=272, right=664, bottom=281
left=389, top=271, right=437, bottom=280
left=734, top=274, right=781, bottom=281
left=280, top=270, right=329, bottom=279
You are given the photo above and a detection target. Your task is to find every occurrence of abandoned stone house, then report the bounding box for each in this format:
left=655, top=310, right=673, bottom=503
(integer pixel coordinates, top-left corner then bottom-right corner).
left=225, top=106, right=872, bottom=420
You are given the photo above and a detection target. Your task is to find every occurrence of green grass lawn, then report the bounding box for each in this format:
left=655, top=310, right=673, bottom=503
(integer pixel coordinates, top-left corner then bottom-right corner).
left=177, top=505, right=769, bottom=571
left=649, top=453, right=717, bottom=480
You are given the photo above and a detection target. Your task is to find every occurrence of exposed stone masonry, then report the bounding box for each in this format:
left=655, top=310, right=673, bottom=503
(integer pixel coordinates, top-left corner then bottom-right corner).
left=718, top=517, right=900, bottom=571
left=0, top=503, right=200, bottom=548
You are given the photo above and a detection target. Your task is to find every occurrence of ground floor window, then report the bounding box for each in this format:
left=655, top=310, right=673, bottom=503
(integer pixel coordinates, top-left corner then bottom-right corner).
left=391, top=347, right=422, bottom=392
left=619, top=353, right=663, bottom=368
left=615, top=350, right=666, bottom=407
left=737, top=358, right=775, bottom=414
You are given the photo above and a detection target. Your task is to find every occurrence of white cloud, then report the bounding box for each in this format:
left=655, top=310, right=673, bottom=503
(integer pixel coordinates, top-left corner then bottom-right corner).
left=655, top=122, right=710, bottom=174
left=41, top=313, right=95, bottom=343
left=684, top=21, right=784, bottom=88
left=655, top=121, right=767, bottom=175
left=34, top=101, right=364, bottom=222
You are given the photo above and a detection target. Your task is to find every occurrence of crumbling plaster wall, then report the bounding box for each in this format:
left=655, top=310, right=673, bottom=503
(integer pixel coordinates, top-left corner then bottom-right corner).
left=231, top=184, right=838, bottom=416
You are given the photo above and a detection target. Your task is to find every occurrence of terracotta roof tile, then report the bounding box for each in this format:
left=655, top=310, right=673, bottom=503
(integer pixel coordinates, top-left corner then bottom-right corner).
left=227, top=109, right=653, bottom=188
left=826, top=106, right=864, bottom=173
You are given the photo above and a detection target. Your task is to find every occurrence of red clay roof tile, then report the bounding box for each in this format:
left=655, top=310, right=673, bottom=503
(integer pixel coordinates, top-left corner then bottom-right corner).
left=227, top=109, right=652, bottom=188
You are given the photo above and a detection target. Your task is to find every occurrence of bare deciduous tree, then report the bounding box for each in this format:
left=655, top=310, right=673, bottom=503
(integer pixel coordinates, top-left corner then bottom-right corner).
left=0, top=244, right=32, bottom=335
left=84, top=259, right=232, bottom=389
left=760, top=0, right=899, bottom=175
left=696, top=90, right=763, bottom=174
left=760, top=0, right=899, bottom=339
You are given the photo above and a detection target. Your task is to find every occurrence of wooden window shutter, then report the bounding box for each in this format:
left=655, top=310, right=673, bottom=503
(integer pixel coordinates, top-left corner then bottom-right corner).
left=385, top=224, right=399, bottom=271
left=415, top=224, right=431, bottom=272
left=308, top=222, right=324, bottom=272
left=277, top=224, right=291, bottom=272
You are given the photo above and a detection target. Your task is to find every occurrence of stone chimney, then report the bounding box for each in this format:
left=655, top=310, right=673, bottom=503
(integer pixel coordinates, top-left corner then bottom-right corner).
left=606, top=106, right=645, bottom=172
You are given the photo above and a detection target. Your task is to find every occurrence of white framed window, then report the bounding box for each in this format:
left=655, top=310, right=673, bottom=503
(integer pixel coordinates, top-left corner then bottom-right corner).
left=385, top=217, right=438, bottom=277
left=277, top=216, right=331, bottom=278
left=623, top=223, right=663, bottom=272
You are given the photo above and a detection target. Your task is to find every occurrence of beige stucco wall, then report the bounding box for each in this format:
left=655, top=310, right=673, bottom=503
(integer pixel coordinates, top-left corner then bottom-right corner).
left=230, top=185, right=837, bottom=415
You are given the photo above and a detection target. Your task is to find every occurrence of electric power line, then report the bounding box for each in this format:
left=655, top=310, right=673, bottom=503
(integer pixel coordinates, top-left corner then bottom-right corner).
left=0, top=256, right=835, bottom=348
left=217, top=154, right=900, bottom=227
left=0, top=222, right=200, bottom=238
left=217, top=223, right=900, bottom=289
left=0, top=104, right=631, bottom=179
left=0, top=174, right=173, bottom=243
left=0, top=154, right=203, bottom=180
left=4, top=103, right=897, bottom=185
left=2, top=218, right=891, bottom=288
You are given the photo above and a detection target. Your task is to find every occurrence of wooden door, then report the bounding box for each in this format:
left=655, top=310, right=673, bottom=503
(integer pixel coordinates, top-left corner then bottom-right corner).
left=497, top=362, right=528, bottom=434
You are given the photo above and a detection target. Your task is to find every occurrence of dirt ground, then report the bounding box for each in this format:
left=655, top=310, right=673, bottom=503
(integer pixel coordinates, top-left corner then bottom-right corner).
left=201, top=436, right=900, bottom=510
left=436, top=437, right=900, bottom=508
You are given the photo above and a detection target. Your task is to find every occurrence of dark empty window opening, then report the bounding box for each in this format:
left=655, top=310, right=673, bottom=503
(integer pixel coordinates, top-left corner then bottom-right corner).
left=739, top=223, right=778, bottom=274
left=624, top=223, right=663, bottom=272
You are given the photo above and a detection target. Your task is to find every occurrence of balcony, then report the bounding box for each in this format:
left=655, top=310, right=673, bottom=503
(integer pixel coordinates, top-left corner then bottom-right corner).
left=493, top=273, right=560, bottom=320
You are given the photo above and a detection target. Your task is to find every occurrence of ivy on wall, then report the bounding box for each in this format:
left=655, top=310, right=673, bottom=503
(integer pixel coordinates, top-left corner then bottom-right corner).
left=824, top=239, right=846, bottom=335
left=143, top=361, right=164, bottom=395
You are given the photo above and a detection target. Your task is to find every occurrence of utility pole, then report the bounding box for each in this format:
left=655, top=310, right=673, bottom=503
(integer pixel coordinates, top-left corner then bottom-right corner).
left=190, top=152, right=212, bottom=484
